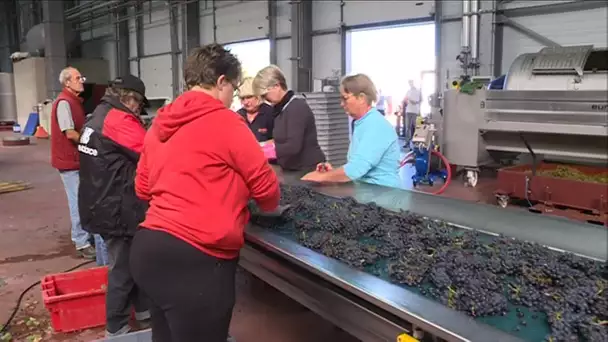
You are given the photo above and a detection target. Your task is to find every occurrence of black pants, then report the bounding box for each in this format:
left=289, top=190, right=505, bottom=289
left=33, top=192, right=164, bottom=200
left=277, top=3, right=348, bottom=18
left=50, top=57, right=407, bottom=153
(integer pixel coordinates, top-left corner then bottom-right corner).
left=104, top=235, right=149, bottom=333
left=130, top=229, right=238, bottom=342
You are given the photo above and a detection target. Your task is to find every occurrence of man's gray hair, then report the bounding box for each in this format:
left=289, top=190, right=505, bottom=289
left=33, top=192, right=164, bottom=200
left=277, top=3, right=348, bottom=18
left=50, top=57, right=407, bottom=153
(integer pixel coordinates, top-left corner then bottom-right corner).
left=58, top=67, right=74, bottom=86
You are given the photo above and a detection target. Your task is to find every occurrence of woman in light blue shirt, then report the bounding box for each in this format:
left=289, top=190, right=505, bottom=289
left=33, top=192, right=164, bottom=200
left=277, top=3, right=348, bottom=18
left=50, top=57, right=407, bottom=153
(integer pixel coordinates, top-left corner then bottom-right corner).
left=301, top=74, right=402, bottom=189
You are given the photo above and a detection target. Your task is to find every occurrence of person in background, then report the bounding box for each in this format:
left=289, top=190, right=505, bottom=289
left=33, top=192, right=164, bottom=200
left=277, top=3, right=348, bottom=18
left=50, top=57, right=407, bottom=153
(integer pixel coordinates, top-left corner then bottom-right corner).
left=376, top=88, right=386, bottom=116
left=252, top=65, right=326, bottom=174
left=404, top=79, right=421, bottom=147
left=237, top=77, right=275, bottom=142
left=50, top=67, right=95, bottom=259
left=394, top=102, right=406, bottom=138
left=131, top=44, right=281, bottom=342
left=78, top=75, right=150, bottom=337
left=301, top=74, right=401, bottom=189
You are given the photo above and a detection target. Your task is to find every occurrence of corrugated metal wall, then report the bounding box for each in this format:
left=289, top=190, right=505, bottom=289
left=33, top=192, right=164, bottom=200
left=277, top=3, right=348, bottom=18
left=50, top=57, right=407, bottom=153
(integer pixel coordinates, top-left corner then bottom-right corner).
left=75, top=0, right=608, bottom=99
left=500, top=1, right=608, bottom=73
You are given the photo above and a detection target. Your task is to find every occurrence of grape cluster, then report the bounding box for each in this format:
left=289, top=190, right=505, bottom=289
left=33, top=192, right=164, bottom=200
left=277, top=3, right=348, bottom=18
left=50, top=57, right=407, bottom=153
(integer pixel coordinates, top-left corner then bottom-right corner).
left=251, top=185, right=608, bottom=341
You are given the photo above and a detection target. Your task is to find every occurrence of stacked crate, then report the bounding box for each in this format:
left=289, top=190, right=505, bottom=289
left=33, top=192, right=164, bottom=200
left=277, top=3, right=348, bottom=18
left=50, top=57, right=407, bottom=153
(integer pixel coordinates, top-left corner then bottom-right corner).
left=303, top=92, right=350, bottom=166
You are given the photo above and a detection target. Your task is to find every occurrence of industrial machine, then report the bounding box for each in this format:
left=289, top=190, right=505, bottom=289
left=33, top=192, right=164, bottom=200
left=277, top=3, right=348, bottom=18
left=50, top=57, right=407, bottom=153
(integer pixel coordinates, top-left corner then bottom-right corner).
left=442, top=45, right=608, bottom=188
left=402, top=123, right=452, bottom=195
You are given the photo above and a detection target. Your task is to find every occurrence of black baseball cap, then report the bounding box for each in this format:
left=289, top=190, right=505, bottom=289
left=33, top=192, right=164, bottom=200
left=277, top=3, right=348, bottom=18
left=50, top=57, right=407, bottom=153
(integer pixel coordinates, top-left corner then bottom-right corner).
left=110, top=74, right=149, bottom=107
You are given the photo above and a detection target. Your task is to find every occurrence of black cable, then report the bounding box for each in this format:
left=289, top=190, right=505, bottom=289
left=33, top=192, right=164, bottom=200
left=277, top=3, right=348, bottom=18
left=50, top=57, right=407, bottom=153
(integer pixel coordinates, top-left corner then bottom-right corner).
left=0, top=260, right=95, bottom=335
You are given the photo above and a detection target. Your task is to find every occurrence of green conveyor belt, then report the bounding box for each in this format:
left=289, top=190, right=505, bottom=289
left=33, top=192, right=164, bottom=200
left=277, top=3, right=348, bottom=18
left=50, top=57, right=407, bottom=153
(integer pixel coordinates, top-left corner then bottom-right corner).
left=257, top=217, right=551, bottom=342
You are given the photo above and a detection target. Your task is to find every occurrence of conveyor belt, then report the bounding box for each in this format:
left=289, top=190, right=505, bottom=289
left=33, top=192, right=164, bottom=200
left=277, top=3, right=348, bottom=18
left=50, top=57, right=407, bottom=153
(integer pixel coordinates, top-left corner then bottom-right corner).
left=277, top=172, right=607, bottom=261
left=244, top=226, right=521, bottom=342
left=240, top=170, right=607, bottom=342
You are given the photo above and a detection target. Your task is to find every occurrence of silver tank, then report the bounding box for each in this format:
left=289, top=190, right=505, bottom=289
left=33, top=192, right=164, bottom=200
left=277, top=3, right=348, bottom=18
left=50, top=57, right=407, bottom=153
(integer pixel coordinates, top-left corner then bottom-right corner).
left=0, top=73, right=17, bottom=122
left=24, top=23, right=79, bottom=53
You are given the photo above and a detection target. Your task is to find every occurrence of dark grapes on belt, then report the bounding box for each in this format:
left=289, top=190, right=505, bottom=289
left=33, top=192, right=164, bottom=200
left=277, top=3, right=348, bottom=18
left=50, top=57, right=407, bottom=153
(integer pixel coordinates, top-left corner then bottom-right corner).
left=251, top=185, right=608, bottom=342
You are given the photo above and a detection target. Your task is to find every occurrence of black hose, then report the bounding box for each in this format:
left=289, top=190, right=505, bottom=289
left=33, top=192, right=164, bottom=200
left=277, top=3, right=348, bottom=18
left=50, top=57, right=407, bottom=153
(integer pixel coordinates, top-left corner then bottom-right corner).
left=519, top=132, right=537, bottom=176
left=0, top=260, right=95, bottom=336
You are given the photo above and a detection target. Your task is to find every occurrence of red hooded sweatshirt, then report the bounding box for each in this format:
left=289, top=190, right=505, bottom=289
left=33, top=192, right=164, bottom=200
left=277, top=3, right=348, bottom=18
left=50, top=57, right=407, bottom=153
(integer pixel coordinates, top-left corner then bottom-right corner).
left=135, top=90, right=280, bottom=259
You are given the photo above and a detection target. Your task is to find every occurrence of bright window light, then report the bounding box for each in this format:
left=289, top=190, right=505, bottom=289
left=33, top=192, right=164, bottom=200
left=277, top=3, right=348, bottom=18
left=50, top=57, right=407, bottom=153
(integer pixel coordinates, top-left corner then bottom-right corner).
left=224, top=39, right=271, bottom=110
left=349, top=23, right=436, bottom=119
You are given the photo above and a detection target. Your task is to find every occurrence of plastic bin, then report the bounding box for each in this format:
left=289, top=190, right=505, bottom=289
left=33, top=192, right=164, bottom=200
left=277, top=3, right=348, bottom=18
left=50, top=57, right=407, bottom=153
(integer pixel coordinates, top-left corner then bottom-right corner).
left=41, top=266, right=108, bottom=332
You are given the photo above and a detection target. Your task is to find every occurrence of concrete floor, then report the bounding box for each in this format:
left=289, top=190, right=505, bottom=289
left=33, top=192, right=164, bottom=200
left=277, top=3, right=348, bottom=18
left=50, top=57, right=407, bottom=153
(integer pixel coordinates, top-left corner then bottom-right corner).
left=0, top=133, right=494, bottom=342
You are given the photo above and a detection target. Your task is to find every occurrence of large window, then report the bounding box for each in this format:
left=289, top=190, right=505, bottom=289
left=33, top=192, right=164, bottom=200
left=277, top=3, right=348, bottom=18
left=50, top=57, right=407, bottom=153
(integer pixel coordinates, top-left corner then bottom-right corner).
left=224, top=39, right=271, bottom=110
left=348, top=23, right=436, bottom=122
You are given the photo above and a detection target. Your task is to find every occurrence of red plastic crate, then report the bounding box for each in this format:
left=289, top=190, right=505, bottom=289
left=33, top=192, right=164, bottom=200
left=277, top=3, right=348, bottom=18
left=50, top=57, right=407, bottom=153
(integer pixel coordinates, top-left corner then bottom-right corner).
left=41, top=266, right=108, bottom=333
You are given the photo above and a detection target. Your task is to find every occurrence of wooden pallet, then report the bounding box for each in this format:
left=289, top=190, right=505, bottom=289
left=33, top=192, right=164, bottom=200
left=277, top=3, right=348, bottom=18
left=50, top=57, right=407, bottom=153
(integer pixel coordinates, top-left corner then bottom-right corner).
left=0, top=181, right=32, bottom=195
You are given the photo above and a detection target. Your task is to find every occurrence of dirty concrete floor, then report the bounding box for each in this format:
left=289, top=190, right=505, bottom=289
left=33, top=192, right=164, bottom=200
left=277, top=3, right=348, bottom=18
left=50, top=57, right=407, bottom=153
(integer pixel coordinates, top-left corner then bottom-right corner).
left=0, top=134, right=358, bottom=342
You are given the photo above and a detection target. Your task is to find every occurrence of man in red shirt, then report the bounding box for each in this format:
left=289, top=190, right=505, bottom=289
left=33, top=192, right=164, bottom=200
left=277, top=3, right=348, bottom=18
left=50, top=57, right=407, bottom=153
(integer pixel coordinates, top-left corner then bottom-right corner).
left=130, top=44, right=280, bottom=342
left=50, top=67, right=95, bottom=259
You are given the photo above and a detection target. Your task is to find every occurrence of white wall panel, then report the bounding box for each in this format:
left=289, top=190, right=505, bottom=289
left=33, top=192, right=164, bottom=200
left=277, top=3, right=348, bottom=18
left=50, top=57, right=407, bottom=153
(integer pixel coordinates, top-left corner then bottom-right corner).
left=276, top=38, right=292, bottom=88
left=200, top=11, right=215, bottom=45
left=80, top=37, right=117, bottom=80
left=128, top=17, right=137, bottom=59
left=312, top=35, right=341, bottom=81
left=141, top=9, right=171, bottom=55
left=439, top=20, right=462, bottom=90
left=312, top=1, right=341, bottom=31
left=276, top=0, right=292, bottom=37
left=501, top=7, right=608, bottom=73
left=139, top=55, right=173, bottom=99
left=343, top=0, right=434, bottom=27
left=215, top=1, right=268, bottom=44
left=130, top=61, right=139, bottom=78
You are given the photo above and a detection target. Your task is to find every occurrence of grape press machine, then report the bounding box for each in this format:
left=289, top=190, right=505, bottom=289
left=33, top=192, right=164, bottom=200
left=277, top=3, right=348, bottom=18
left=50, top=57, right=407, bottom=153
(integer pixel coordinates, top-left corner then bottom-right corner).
left=440, top=45, right=608, bottom=223
left=239, top=170, right=607, bottom=342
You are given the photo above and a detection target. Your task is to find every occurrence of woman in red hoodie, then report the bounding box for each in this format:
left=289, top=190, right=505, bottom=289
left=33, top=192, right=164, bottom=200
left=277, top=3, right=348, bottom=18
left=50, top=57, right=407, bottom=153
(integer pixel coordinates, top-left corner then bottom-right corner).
left=130, top=44, right=281, bottom=342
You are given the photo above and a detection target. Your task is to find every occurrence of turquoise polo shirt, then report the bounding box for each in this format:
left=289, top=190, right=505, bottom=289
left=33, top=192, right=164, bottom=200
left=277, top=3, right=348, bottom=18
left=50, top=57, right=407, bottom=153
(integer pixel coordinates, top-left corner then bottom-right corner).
left=344, top=108, right=402, bottom=189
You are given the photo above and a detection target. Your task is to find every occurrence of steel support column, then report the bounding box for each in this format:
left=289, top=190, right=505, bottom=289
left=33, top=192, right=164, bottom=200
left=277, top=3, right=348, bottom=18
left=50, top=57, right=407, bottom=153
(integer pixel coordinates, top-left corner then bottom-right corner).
left=212, top=0, right=217, bottom=43
left=290, top=0, right=312, bottom=92
left=476, top=0, right=496, bottom=76
left=182, top=0, right=200, bottom=62
left=339, top=0, right=346, bottom=76
left=116, top=6, right=130, bottom=76
left=42, top=0, right=67, bottom=98
left=0, top=1, right=14, bottom=72
left=135, top=0, right=144, bottom=78
left=268, top=0, right=278, bottom=65
left=169, top=1, right=180, bottom=98
left=433, top=0, right=441, bottom=96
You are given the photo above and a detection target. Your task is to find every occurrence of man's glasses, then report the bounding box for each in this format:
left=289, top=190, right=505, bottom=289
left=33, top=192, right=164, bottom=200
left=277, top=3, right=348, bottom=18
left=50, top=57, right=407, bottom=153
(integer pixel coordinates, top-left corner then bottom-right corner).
left=75, top=75, right=87, bottom=83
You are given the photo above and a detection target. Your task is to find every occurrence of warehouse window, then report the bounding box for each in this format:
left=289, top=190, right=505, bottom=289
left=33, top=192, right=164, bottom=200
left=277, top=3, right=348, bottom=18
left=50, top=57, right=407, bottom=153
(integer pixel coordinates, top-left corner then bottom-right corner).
left=224, top=39, right=271, bottom=111
left=347, top=22, right=436, bottom=125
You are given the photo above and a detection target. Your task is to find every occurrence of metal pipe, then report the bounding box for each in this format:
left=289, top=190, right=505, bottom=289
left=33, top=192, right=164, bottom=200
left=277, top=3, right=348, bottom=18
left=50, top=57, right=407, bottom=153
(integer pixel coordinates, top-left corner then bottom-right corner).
left=66, top=0, right=124, bottom=20
left=64, top=0, right=107, bottom=15
left=71, top=0, right=245, bottom=34
left=470, top=0, right=479, bottom=63
left=69, top=1, right=136, bottom=28
left=461, top=0, right=470, bottom=50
